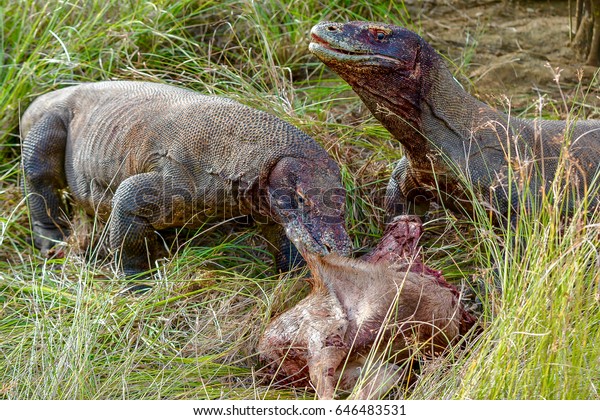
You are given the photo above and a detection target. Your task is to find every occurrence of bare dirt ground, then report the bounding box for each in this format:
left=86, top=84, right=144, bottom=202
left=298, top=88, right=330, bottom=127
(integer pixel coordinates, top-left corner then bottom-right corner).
left=406, top=0, right=600, bottom=117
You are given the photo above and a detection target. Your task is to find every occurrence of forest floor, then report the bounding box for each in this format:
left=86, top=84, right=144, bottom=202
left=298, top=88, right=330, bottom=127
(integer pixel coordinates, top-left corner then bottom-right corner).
left=407, top=0, right=599, bottom=115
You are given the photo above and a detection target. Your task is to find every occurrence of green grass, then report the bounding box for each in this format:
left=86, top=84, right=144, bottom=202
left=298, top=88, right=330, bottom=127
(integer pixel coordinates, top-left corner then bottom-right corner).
left=1, top=0, right=599, bottom=400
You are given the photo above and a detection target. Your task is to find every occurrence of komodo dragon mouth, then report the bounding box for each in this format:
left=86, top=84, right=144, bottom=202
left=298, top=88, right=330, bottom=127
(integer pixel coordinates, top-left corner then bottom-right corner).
left=309, top=33, right=400, bottom=65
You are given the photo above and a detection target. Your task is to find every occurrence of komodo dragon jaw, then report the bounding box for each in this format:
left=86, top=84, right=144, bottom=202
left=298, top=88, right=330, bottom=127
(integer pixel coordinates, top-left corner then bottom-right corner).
left=267, top=157, right=352, bottom=258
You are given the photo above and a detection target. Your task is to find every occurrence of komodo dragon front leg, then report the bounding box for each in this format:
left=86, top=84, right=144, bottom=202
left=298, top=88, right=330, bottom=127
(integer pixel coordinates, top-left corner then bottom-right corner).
left=385, top=156, right=434, bottom=218
left=109, top=171, right=196, bottom=277
left=261, top=223, right=304, bottom=272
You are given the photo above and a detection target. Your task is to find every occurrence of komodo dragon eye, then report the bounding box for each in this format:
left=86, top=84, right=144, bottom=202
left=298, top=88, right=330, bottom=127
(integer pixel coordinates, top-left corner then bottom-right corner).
left=296, top=189, right=307, bottom=206
left=296, top=188, right=317, bottom=210
left=369, top=27, right=390, bottom=41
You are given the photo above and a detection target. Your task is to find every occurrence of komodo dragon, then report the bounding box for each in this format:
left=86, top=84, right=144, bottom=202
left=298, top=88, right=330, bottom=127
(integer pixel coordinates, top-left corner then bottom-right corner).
left=21, top=81, right=352, bottom=279
left=310, top=21, right=600, bottom=222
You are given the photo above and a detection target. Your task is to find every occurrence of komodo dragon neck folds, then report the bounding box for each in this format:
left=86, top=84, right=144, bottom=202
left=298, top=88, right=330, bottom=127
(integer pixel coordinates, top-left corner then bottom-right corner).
left=310, top=21, right=600, bottom=222
left=21, top=81, right=352, bottom=277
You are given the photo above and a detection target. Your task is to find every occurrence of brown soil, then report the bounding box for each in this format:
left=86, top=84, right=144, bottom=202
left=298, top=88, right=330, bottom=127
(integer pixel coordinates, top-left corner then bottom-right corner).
left=405, top=0, right=600, bottom=117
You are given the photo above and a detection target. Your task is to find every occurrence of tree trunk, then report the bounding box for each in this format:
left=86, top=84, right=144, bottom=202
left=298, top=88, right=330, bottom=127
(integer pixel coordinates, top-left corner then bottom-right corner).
left=572, top=0, right=599, bottom=66
left=587, top=0, right=600, bottom=66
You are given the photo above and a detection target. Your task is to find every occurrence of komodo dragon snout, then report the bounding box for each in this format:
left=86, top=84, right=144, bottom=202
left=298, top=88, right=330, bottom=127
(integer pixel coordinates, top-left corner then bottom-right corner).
left=266, top=157, right=352, bottom=258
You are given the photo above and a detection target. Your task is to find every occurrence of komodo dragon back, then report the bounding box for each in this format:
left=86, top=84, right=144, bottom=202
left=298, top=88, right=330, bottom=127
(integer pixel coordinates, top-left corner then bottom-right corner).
left=309, top=21, right=600, bottom=223
left=21, top=81, right=352, bottom=278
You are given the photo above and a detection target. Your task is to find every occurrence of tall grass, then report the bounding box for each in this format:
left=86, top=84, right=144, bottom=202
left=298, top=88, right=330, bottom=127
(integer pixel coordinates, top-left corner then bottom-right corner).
left=0, top=0, right=598, bottom=400
left=409, top=158, right=600, bottom=399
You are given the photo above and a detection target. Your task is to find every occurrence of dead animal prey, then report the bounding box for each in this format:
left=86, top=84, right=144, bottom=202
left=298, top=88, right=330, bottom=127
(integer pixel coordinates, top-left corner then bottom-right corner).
left=258, top=216, right=477, bottom=399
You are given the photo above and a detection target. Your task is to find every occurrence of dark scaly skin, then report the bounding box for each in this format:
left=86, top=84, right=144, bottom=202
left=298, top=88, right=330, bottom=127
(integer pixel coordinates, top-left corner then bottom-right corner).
left=21, top=81, right=352, bottom=277
left=309, top=21, right=600, bottom=223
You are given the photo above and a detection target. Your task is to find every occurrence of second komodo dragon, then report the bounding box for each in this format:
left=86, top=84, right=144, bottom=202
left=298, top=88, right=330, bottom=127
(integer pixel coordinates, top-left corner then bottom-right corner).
left=310, top=21, right=600, bottom=223
left=21, top=81, right=352, bottom=279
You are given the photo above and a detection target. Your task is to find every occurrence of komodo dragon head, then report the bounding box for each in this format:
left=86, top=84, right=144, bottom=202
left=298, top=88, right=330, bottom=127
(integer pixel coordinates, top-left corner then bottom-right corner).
left=309, top=21, right=423, bottom=75
left=309, top=21, right=429, bottom=141
left=266, top=157, right=352, bottom=258
left=308, top=22, right=489, bottom=217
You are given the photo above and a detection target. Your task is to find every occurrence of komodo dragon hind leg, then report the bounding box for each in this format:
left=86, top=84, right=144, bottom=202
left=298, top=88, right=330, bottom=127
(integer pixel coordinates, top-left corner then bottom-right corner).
left=261, top=223, right=305, bottom=272
left=384, top=157, right=433, bottom=220
left=22, top=113, right=71, bottom=256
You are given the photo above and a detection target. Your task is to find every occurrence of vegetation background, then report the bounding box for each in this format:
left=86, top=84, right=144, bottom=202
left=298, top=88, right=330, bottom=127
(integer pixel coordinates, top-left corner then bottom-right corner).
left=0, top=0, right=598, bottom=399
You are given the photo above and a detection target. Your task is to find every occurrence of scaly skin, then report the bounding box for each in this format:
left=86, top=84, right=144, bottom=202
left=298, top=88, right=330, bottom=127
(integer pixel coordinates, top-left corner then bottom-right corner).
left=309, top=21, right=600, bottom=222
left=21, top=81, right=352, bottom=276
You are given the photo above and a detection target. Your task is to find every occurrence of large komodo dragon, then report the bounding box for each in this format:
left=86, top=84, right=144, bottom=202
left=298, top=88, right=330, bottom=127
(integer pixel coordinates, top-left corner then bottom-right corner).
left=310, top=21, right=600, bottom=222
left=21, top=81, right=352, bottom=279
